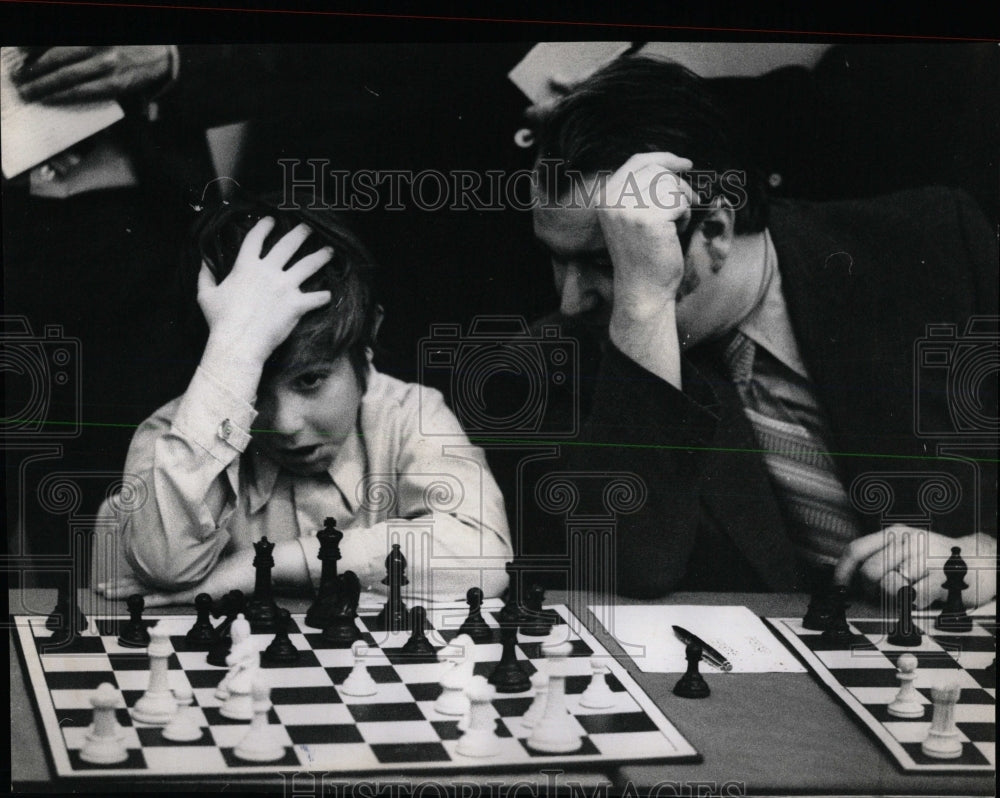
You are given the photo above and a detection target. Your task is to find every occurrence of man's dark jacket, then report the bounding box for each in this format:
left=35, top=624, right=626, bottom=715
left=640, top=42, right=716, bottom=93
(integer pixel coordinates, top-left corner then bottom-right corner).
left=501, top=187, right=998, bottom=597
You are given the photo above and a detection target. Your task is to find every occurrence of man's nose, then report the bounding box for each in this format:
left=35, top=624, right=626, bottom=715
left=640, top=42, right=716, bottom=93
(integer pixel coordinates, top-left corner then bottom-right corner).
left=558, top=265, right=602, bottom=317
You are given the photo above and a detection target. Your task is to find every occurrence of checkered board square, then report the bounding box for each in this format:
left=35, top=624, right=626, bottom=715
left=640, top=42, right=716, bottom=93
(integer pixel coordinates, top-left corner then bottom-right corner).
left=768, top=615, right=995, bottom=773
left=13, top=603, right=699, bottom=778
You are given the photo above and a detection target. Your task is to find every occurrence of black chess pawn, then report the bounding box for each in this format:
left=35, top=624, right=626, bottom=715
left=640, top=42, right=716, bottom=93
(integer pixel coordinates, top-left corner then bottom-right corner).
left=888, top=585, right=923, bottom=647
left=673, top=642, right=711, bottom=698
left=117, top=594, right=151, bottom=648
left=263, top=608, right=301, bottom=666
left=802, top=569, right=836, bottom=631
left=207, top=589, right=245, bottom=667
left=935, top=547, right=972, bottom=633
left=46, top=581, right=87, bottom=639
left=497, top=561, right=526, bottom=628
left=245, top=536, right=281, bottom=633
left=821, top=584, right=854, bottom=644
left=321, top=571, right=363, bottom=647
left=519, top=584, right=557, bottom=637
left=377, top=544, right=409, bottom=632
left=400, top=607, right=438, bottom=661
left=488, top=624, right=532, bottom=693
left=185, top=593, right=216, bottom=650
left=305, top=518, right=344, bottom=629
left=457, top=587, right=493, bottom=643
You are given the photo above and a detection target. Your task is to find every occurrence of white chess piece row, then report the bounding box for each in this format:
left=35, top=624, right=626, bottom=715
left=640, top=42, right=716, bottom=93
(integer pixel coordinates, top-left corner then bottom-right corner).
left=438, top=630, right=607, bottom=758
left=888, top=652, right=965, bottom=759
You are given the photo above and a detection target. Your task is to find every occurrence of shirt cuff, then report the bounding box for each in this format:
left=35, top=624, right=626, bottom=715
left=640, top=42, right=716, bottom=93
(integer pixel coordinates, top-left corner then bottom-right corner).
left=172, top=364, right=258, bottom=462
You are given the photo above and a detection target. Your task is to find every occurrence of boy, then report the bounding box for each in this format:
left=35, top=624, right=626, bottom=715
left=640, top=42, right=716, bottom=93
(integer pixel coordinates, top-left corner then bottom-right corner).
left=95, top=195, right=512, bottom=605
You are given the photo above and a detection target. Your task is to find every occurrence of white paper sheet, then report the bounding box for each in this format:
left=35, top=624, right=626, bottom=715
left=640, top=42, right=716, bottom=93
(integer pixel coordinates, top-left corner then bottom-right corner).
left=588, top=604, right=806, bottom=673
left=1, top=46, right=123, bottom=178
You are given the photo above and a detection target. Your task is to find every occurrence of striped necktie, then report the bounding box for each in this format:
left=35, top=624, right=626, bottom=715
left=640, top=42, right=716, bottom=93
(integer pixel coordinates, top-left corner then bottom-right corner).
left=720, top=331, right=860, bottom=567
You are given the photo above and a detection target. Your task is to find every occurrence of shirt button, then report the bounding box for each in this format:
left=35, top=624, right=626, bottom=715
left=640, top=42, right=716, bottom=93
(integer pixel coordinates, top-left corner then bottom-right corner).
left=768, top=172, right=783, bottom=188
left=219, top=419, right=233, bottom=441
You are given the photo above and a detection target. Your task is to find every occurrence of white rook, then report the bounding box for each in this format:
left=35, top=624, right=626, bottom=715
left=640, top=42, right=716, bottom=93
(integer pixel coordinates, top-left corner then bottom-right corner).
left=921, top=683, right=963, bottom=759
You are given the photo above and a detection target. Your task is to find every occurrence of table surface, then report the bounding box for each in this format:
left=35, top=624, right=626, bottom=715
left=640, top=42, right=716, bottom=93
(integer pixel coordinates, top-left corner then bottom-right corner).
left=8, top=588, right=996, bottom=795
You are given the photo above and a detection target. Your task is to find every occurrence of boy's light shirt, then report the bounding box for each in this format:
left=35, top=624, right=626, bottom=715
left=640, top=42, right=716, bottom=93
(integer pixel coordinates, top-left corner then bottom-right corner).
left=110, top=365, right=512, bottom=600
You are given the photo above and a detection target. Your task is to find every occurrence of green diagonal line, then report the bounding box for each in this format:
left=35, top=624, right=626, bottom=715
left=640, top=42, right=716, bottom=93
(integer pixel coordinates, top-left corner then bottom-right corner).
left=4, top=418, right=997, bottom=464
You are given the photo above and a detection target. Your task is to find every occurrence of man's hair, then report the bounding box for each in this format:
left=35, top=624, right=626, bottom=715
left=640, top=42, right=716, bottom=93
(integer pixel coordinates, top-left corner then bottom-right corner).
left=532, top=55, right=768, bottom=233
left=186, top=192, right=381, bottom=389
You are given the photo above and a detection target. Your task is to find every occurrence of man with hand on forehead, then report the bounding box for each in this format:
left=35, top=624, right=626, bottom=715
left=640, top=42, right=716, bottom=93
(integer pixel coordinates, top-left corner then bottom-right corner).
left=524, top=56, right=997, bottom=606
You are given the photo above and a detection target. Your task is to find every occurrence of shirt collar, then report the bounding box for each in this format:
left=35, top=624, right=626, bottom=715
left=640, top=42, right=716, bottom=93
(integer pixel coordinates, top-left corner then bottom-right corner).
left=736, top=229, right=811, bottom=380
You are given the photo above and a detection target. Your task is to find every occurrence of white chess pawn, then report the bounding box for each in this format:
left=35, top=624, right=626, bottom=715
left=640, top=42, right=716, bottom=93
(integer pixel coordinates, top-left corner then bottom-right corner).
left=887, top=653, right=924, bottom=719
left=81, top=683, right=129, bottom=764
left=162, top=686, right=203, bottom=742
left=435, top=663, right=472, bottom=716
left=234, top=679, right=285, bottom=762
left=455, top=675, right=501, bottom=758
left=220, top=614, right=258, bottom=721
left=527, top=638, right=582, bottom=753
left=578, top=657, right=616, bottom=709
left=520, top=668, right=549, bottom=729
left=132, top=625, right=177, bottom=725
left=921, top=683, right=963, bottom=759
left=434, top=634, right=474, bottom=716
left=340, top=642, right=378, bottom=697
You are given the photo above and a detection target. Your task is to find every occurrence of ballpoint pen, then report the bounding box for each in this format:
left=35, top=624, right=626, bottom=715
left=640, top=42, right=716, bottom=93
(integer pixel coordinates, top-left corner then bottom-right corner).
left=672, top=625, right=733, bottom=672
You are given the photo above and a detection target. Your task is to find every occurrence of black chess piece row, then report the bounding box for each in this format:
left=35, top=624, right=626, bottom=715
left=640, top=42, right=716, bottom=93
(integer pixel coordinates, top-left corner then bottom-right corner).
left=496, top=561, right=559, bottom=636
left=803, top=547, right=975, bottom=649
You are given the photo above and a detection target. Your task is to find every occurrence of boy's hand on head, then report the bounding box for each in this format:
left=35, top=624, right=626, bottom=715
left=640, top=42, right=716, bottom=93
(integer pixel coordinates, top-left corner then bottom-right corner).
left=198, top=218, right=333, bottom=368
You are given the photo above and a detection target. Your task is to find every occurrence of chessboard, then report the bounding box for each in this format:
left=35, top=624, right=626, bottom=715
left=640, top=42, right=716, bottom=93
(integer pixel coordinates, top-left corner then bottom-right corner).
left=13, top=602, right=700, bottom=779
left=768, top=614, right=996, bottom=773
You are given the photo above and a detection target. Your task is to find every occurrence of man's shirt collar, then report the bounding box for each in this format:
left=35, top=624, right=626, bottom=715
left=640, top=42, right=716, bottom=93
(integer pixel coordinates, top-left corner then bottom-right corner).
left=736, top=229, right=811, bottom=380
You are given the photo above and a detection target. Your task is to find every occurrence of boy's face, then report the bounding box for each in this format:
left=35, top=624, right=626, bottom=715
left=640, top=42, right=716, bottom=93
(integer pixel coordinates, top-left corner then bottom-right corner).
left=254, top=353, right=364, bottom=476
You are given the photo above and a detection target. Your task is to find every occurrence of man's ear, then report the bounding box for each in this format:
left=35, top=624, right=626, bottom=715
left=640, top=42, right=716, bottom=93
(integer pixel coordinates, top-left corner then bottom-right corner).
left=696, top=197, right=735, bottom=268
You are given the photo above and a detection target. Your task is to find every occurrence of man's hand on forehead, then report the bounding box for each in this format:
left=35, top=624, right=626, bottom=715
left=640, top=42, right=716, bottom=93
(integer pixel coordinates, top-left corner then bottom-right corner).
left=596, top=152, right=697, bottom=391
left=599, top=152, right=696, bottom=215
left=597, top=152, right=696, bottom=314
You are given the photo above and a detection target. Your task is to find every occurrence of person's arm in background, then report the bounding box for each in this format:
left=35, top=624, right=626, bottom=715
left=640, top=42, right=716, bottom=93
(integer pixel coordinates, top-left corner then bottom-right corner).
left=834, top=188, right=998, bottom=609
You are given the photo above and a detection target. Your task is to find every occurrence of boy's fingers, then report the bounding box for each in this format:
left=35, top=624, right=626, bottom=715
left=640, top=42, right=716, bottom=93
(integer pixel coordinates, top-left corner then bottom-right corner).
left=265, top=223, right=312, bottom=268
left=285, top=246, right=334, bottom=284
left=298, top=289, right=333, bottom=312
left=238, top=217, right=276, bottom=262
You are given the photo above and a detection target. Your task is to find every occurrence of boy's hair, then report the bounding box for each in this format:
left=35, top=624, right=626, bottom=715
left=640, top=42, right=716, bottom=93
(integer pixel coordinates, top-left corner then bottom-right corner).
left=186, top=192, right=381, bottom=389
left=532, top=55, right=768, bottom=234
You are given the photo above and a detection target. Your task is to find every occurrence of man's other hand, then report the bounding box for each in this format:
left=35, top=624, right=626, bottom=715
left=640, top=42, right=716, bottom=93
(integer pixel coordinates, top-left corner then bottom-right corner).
left=834, top=527, right=997, bottom=610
